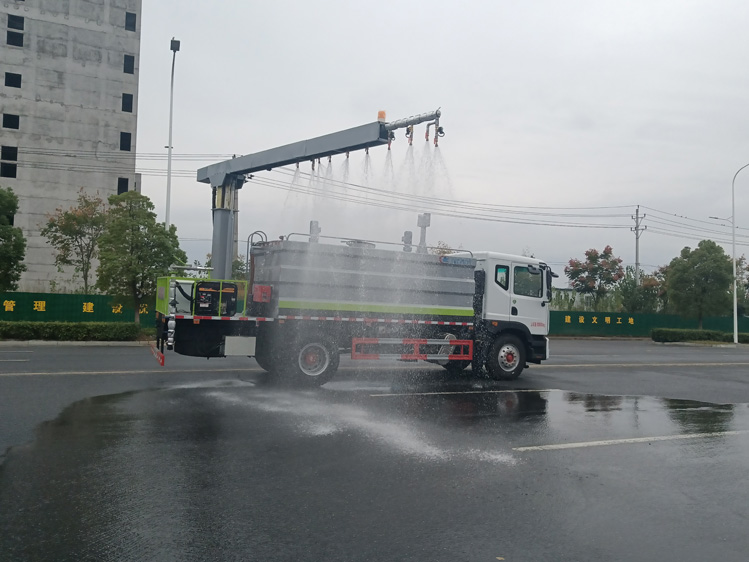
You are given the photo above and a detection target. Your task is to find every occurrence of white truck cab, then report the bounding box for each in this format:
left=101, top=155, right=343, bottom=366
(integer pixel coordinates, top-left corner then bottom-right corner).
left=473, top=252, right=551, bottom=336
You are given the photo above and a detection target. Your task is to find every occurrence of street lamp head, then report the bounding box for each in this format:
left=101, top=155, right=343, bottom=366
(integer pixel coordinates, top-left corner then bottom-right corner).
left=170, top=38, right=180, bottom=52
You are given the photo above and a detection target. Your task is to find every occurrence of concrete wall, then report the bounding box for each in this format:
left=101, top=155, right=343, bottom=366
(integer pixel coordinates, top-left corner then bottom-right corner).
left=1, top=0, right=141, bottom=292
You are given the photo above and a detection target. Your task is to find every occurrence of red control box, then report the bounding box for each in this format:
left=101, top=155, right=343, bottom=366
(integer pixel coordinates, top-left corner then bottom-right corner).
left=252, top=284, right=272, bottom=303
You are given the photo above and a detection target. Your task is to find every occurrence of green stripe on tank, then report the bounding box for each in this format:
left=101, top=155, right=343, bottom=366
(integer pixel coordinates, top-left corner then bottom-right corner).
left=278, top=300, right=474, bottom=317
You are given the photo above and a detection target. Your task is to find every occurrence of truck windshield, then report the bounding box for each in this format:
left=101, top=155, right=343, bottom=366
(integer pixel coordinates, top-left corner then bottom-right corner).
left=513, top=266, right=543, bottom=298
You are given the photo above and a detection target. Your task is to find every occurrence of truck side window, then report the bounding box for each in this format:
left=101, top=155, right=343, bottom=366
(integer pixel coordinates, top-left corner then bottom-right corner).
left=514, top=266, right=543, bottom=298
left=495, top=265, right=509, bottom=290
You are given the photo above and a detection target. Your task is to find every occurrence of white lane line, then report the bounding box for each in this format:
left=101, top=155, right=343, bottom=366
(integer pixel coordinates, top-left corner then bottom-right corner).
left=0, top=359, right=29, bottom=362
left=370, top=389, right=560, bottom=397
left=0, top=351, right=33, bottom=353
left=513, top=430, right=749, bottom=452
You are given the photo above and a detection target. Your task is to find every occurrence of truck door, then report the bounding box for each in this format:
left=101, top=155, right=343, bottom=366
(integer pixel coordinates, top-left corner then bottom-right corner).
left=510, top=264, right=548, bottom=335
left=483, top=262, right=512, bottom=322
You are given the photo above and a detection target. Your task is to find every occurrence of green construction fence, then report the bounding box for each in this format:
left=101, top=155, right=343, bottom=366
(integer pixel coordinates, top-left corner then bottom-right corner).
left=549, top=311, right=749, bottom=337
left=1, top=292, right=746, bottom=337
left=0, top=292, right=155, bottom=324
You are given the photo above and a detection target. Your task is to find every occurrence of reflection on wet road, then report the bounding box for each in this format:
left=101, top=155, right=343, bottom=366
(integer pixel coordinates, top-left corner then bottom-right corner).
left=2, top=371, right=749, bottom=562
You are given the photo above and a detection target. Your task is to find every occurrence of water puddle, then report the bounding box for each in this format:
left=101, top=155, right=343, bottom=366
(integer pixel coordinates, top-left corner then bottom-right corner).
left=2, top=380, right=748, bottom=561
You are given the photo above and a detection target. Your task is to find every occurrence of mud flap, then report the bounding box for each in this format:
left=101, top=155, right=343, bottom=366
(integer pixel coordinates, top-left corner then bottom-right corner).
left=151, top=345, right=165, bottom=366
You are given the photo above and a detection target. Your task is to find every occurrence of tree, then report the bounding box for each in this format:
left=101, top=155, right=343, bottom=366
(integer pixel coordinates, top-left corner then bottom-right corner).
left=0, top=187, right=26, bottom=292
left=667, top=240, right=732, bottom=329
left=653, top=265, right=671, bottom=313
left=564, top=245, right=624, bottom=311
left=95, top=192, right=186, bottom=324
left=734, top=255, right=749, bottom=316
left=40, top=188, right=107, bottom=293
left=185, top=254, right=249, bottom=280
left=429, top=241, right=459, bottom=256
left=550, top=287, right=580, bottom=311
left=619, top=266, right=660, bottom=313
left=200, top=254, right=248, bottom=279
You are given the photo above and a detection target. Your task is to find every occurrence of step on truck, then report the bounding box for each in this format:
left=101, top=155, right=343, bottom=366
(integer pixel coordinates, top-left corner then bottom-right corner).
left=154, top=235, right=556, bottom=385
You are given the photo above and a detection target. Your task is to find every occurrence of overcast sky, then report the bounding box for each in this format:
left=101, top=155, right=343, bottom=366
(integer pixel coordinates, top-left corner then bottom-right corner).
left=136, top=0, right=749, bottom=279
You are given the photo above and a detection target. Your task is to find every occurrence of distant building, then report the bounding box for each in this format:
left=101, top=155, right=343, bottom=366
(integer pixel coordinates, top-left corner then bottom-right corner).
left=1, top=0, right=142, bottom=292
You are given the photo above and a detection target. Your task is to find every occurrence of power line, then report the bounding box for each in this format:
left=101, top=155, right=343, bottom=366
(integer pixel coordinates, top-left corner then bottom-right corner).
left=14, top=150, right=749, bottom=244
left=273, top=167, right=635, bottom=213
left=250, top=175, right=632, bottom=229
left=642, top=205, right=749, bottom=232
left=647, top=227, right=749, bottom=250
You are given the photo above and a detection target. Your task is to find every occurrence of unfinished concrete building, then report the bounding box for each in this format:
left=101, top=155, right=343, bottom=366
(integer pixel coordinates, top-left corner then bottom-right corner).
left=1, top=0, right=142, bottom=292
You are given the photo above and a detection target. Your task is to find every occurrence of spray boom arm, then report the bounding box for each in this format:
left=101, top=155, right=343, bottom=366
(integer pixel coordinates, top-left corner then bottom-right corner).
left=196, top=108, right=444, bottom=279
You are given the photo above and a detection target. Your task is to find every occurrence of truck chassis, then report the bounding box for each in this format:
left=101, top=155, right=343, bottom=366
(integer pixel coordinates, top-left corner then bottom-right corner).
left=155, top=310, right=545, bottom=386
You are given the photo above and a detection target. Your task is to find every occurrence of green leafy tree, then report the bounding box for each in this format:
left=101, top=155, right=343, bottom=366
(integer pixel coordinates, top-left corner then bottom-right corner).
left=564, top=245, right=624, bottom=311
left=193, top=254, right=248, bottom=279
left=40, top=188, right=107, bottom=293
left=619, top=266, right=660, bottom=313
left=96, top=192, right=186, bottom=324
left=735, top=255, right=749, bottom=316
left=653, top=265, right=671, bottom=313
left=550, top=287, right=580, bottom=311
left=667, top=240, right=732, bottom=329
left=0, top=187, right=26, bottom=292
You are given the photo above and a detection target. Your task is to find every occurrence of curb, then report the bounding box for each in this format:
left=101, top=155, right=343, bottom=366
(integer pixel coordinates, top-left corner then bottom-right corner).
left=0, top=340, right=152, bottom=347
left=655, top=341, right=742, bottom=348
left=548, top=336, right=651, bottom=341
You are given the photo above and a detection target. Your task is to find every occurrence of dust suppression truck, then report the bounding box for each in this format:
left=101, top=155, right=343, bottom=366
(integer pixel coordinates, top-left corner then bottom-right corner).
left=154, top=234, right=555, bottom=385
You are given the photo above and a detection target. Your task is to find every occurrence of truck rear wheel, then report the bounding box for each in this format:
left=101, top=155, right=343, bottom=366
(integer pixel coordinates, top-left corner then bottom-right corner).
left=487, top=334, right=525, bottom=381
left=286, top=336, right=340, bottom=386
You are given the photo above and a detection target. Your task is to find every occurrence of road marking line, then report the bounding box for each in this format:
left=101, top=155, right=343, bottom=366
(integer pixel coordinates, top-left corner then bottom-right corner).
left=537, top=362, right=749, bottom=368
left=370, top=389, right=559, bottom=397
left=0, top=359, right=29, bottom=362
left=0, top=351, right=33, bottom=353
left=0, top=368, right=263, bottom=377
left=513, top=430, right=749, bottom=452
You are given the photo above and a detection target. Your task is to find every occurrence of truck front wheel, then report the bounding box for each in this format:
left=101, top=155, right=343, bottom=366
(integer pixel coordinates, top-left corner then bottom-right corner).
left=486, top=334, right=525, bottom=381
left=287, top=336, right=340, bottom=386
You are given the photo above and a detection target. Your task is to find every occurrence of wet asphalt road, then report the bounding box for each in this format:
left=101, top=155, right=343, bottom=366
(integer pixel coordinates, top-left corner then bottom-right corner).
left=1, top=340, right=749, bottom=561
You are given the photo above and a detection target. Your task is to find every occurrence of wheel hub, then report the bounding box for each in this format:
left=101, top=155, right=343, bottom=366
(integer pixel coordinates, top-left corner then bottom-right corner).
left=499, top=344, right=520, bottom=371
left=298, top=343, right=330, bottom=377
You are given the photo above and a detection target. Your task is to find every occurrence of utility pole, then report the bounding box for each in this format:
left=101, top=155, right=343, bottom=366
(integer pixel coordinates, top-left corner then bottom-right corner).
left=631, top=206, right=646, bottom=285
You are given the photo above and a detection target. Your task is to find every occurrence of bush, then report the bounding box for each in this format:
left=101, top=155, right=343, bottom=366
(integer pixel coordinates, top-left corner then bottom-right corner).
left=651, top=328, right=749, bottom=343
left=0, top=321, right=140, bottom=341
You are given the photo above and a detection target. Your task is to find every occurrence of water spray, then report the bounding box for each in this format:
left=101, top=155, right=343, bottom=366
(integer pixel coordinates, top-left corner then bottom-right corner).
left=198, top=107, right=445, bottom=279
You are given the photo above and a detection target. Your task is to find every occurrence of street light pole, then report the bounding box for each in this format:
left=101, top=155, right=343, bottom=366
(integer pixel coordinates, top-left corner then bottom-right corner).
left=165, top=38, right=180, bottom=230
left=730, top=163, right=749, bottom=344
